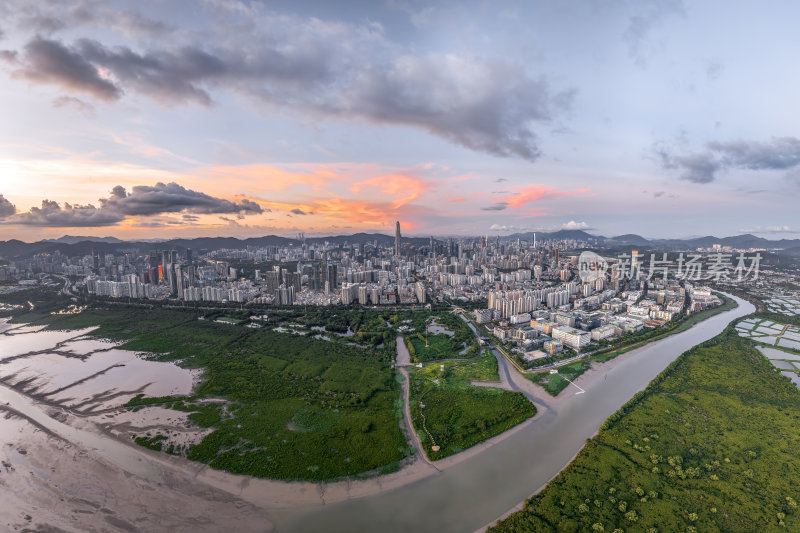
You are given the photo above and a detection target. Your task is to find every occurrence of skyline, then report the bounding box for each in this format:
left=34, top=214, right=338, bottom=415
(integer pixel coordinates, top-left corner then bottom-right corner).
left=1, top=0, right=799, bottom=240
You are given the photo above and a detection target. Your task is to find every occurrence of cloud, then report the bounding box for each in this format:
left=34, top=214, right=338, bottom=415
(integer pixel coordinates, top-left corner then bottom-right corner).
left=99, top=182, right=263, bottom=215
left=1, top=182, right=264, bottom=227
left=52, top=95, right=94, bottom=113
left=739, top=225, right=797, bottom=234
left=446, top=194, right=465, bottom=202
left=0, top=49, right=16, bottom=63
left=488, top=223, right=527, bottom=232
left=706, top=60, right=723, bottom=81
left=290, top=208, right=308, bottom=215
left=622, top=0, right=685, bottom=67
left=0, top=194, right=17, bottom=217
left=653, top=190, right=665, bottom=198
left=481, top=202, right=509, bottom=211
left=13, top=37, right=121, bottom=101
left=654, top=137, right=800, bottom=183
left=501, top=185, right=589, bottom=208
left=3, top=200, right=124, bottom=227
left=351, top=173, right=433, bottom=208
left=4, top=9, right=573, bottom=160
left=494, top=178, right=508, bottom=182
left=561, top=220, right=590, bottom=230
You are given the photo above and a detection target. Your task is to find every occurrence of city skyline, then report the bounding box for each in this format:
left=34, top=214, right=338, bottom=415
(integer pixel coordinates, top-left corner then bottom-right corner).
left=1, top=1, right=799, bottom=240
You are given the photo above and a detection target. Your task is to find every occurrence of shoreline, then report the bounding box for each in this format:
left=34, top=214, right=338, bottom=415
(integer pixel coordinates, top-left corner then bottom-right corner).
left=477, top=291, right=748, bottom=531
left=0, top=293, right=750, bottom=532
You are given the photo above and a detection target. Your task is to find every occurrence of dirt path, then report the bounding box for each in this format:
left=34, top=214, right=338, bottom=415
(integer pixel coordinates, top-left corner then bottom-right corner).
left=396, top=335, right=440, bottom=470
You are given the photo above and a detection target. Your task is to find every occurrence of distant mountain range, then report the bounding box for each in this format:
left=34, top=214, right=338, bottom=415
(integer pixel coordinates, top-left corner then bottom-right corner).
left=505, top=230, right=800, bottom=253
left=1, top=230, right=799, bottom=260
left=42, top=235, right=124, bottom=244
left=0, top=233, right=432, bottom=260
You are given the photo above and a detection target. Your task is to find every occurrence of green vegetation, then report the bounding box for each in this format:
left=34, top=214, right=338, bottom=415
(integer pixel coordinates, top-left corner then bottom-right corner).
left=0, top=284, right=74, bottom=321
left=527, top=292, right=737, bottom=397
left=448, top=348, right=500, bottom=382
left=33, top=305, right=410, bottom=481
left=491, top=329, right=800, bottom=532
left=400, top=312, right=476, bottom=362
left=408, top=349, right=535, bottom=460
left=408, top=334, right=463, bottom=362
left=134, top=434, right=167, bottom=451
left=526, top=360, right=591, bottom=396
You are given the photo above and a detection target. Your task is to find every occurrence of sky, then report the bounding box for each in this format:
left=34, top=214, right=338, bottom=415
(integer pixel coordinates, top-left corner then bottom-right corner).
left=0, top=0, right=799, bottom=241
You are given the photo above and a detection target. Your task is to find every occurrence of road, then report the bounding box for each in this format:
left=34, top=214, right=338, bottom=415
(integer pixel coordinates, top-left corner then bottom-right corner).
left=395, top=335, right=438, bottom=469
left=275, top=292, right=753, bottom=533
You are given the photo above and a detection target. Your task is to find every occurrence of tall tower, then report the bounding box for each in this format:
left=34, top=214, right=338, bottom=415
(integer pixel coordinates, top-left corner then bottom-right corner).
left=395, top=221, right=401, bottom=256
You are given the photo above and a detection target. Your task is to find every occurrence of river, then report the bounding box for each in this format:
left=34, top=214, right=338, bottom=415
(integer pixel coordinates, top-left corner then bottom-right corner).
left=0, top=295, right=753, bottom=532
left=271, top=294, right=753, bottom=532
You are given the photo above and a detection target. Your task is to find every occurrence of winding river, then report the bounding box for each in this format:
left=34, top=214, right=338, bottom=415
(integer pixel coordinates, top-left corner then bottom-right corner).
left=0, top=294, right=753, bottom=532
left=272, top=294, right=753, bottom=532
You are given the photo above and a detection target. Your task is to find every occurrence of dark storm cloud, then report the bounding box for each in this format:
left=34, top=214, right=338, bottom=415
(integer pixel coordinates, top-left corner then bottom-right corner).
left=13, top=37, right=121, bottom=101
left=2, top=183, right=263, bottom=227
left=0, top=195, right=17, bottom=217
left=3, top=5, right=573, bottom=161
left=5, top=200, right=124, bottom=227
left=340, top=56, right=572, bottom=160
left=481, top=202, right=509, bottom=211
left=100, top=182, right=263, bottom=216
left=654, top=137, right=800, bottom=183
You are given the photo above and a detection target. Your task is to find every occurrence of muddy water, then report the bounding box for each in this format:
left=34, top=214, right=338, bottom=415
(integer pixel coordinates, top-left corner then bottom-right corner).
left=0, top=325, right=196, bottom=411
left=0, top=296, right=754, bottom=533
left=0, top=322, right=198, bottom=479
left=274, top=294, right=754, bottom=533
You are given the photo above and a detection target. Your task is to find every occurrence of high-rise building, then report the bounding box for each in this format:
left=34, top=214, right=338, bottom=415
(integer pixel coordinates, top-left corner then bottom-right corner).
left=325, top=264, right=338, bottom=289
left=395, top=221, right=401, bottom=256
left=264, top=270, right=280, bottom=293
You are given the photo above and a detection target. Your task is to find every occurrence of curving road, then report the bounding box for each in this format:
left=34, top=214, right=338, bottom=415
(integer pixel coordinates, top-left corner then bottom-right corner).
left=273, top=293, right=754, bottom=532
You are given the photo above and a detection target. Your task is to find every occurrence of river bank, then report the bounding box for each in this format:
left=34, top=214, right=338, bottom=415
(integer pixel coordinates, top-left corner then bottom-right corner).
left=0, top=293, right=752, bottom=532
left=273, top=292, right=753, bottom=532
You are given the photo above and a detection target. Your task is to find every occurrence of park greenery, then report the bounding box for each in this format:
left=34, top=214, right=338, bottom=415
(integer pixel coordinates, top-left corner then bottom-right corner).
left=527, top=292, right=737, bottom=396
left=491, top=328, right=800, bottom=532
left=1, top=287, right=533, bottom=479
left=402, top=312, right=476, bottom=362
left=527, top=359, right=591, bottom=396
left=408, top=348, right=536, bottom=460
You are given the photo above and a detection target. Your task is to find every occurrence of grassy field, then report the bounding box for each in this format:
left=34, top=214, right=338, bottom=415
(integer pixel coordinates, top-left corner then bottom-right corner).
left=408, top=334, right=465, bottom=361
left=526, top=359, right=591, bottom=396
left=527, top=293, right=738, bottom=397
left=15, top=304, right=412, bottom=481
left=408, top=349, right=535, bottom=460
left=448, top=348, right=500, bottom=381
left=491, top=329, right=800, bottom=532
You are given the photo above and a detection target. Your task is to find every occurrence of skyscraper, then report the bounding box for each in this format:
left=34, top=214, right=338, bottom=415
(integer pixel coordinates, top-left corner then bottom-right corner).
left=395, top=221, right=401, bottom=256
